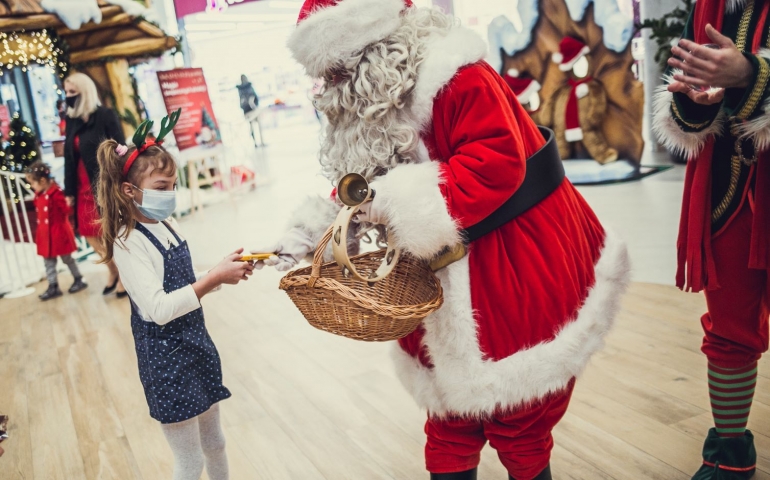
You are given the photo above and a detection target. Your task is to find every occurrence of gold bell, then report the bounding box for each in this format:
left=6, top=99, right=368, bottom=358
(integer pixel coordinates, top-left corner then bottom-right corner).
left=337, top=173, right=373, bottom=207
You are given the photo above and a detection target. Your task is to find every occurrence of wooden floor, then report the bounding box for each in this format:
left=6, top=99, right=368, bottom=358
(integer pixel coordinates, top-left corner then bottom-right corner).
left=1, top=277, right=769, bottom=480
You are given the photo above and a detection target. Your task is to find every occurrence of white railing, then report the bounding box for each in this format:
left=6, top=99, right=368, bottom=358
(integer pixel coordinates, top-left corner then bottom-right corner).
left=0, top=170, right=96, bottom=298
left=0, top=170, right=40, bottom=298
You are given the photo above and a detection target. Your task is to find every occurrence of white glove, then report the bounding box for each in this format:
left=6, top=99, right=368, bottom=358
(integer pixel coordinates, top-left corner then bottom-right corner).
left=252, top=228, right=314, bottom=272
left=354, top=198, right=386, bottom=225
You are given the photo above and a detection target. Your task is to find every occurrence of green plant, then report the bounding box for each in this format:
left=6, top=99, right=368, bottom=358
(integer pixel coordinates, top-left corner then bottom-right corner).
left=636, top=0, right=694, bottom=71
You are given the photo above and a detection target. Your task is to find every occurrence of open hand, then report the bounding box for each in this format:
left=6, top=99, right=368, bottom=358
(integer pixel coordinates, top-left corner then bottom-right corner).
left=667, top=24, right=753, bottom=90
left=668, top=80, right=725, bottom=105
left=211, top=248, right=254, bottom=285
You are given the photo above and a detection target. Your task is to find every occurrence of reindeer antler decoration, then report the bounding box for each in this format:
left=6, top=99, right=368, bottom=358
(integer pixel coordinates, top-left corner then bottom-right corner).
left=122, top=108, right=183, bottom=177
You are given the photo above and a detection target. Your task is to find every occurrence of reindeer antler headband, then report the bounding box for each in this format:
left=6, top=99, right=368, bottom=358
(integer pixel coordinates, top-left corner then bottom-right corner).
left=121, top=108, right=182, bottom=177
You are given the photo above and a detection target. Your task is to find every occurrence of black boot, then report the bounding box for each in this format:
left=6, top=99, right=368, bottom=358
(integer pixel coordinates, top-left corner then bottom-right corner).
left=510, top=464, right=552, bottom=480
left=68, top=277, right=88, bottom=294
left=692, top=429, right=756, bottom=479
left=431, top=468, right=477, bottom=480
left=39, top=283, right=62, bottom=301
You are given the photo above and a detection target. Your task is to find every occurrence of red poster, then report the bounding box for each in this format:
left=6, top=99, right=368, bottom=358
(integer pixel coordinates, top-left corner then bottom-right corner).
left=0, top=105, right=10, bottom=141
left=157, top=68, right=222, bottom=152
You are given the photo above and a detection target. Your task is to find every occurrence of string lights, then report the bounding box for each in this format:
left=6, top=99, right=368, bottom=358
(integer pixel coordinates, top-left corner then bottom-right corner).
left=0, top=29, right=69, bottom=78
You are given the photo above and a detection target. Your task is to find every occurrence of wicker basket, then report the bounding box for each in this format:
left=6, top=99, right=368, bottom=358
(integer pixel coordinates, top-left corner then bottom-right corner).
left=279, top=227, right=444, bottom=342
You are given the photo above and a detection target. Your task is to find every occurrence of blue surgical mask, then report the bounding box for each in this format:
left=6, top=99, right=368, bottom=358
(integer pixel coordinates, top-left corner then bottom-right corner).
left=133, top=185, right=176, bottom=221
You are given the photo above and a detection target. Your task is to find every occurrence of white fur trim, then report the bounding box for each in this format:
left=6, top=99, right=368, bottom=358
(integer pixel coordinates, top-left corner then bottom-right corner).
left=727, top=0, right=750, bottom=13
left=288, top=195, right=340, bottom=258
left=517, top=80, right=541, bottom=104
left=369, top=162, right=461, bottom=260
left=407, top=27, right=488, bottom=131
left=551, top=52, right=563, bottom=64
left=287, top=0, right=405, bottom=77
left=651, top=71, right=725, bottom=159
left=565, top=127, right=584, bottom=142
left=734, top=49, right=770, bottom=151
left=507, top=68, right=520, bottom=77
left=558, top=46, right=590, bottom=72
left=575, top=83, right=589, bottom=99
left=392, top=229, right=630, bottom=417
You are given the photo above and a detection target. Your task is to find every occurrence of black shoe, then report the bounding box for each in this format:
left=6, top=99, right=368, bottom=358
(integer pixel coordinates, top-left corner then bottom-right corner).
left=68, top=277, right=88, bottom=294
left=431, top=468, right=477, bottom=480
left=116, top=289, right=129, bottom=299
left=103, top=277, right=118, bottom=295
left=39, top=284, right=62, bottom=301
left=510, top=464, right=552, bottom=480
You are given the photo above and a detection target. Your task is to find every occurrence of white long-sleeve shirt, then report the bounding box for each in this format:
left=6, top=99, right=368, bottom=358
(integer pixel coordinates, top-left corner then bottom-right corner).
left=113, top=218, right=214, bottom=325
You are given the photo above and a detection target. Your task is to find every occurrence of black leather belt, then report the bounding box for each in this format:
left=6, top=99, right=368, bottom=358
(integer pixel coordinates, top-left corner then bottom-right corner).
left=463, top=126, right=564, bottom=243
left=429, top=126, right=565, bottom=270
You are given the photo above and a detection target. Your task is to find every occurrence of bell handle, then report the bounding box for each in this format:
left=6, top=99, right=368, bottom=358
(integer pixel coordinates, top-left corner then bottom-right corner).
left=331, top=202, right=400, bottom=283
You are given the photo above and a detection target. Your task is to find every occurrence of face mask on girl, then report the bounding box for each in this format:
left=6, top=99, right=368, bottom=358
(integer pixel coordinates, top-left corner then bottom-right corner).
left=133, top=186, right=176, bottom=221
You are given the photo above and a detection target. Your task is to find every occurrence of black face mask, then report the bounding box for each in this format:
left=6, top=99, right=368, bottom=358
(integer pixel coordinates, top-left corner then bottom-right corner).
left=65, top=95, right=79, bottom=108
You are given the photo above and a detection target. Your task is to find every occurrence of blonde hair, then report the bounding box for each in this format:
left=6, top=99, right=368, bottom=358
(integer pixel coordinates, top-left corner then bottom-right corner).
left=314, top=8, right=454, bottom=185
left=64, top=72, right=101, bottom=120
left=97, top=140, right=177, bottom=263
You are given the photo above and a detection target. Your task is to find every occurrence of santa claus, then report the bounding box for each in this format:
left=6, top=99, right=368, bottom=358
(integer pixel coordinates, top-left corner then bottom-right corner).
left=256, top=1, right=630, bottom=479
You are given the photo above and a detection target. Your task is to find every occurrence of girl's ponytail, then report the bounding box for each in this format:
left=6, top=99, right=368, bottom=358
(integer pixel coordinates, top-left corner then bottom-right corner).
left=97, top=139, right=137, bottom=263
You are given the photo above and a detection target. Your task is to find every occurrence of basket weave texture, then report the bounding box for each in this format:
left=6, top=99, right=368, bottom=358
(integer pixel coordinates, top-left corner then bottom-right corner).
left=279, top=227, right=444, bottom=341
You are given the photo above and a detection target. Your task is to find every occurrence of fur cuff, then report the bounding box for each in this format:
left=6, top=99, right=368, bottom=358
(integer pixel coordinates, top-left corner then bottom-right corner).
left=288, top=195, right=341, bottom=261
left=735, top=49, right=770, bottom=151
left=287, top=0, right=406, bottom=78
left=651, top=72, right=724, bottom=159
left=370, top=162, right=461, bottom=260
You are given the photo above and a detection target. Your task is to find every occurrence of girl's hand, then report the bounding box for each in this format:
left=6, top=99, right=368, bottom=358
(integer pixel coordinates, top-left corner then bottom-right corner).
left=667, top=24, right=753, bottom=90
left=667, top=80, right=725, bottom=105
left=212, top=248, right=254, bottom=285
left=65, top=196, right=75, bottom=207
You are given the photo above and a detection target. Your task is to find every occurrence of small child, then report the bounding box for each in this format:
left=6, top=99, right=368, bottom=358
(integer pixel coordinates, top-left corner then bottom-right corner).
left=26, top=161, right=87, bottom=301
left=96, top=128, right=253, bottom=480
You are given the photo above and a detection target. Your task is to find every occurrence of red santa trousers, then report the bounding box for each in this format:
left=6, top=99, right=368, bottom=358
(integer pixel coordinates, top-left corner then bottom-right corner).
left=425, top=380, right=574, bottom=480
left=701, top=198, right=770, bottom=369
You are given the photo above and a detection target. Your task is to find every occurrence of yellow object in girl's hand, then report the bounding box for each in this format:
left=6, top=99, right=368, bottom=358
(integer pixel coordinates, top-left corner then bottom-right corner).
left=239, top=253, right=275, bottom=262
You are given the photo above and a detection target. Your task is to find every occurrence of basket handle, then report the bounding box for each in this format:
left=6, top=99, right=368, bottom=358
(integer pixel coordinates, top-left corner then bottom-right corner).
left=331, top=203, right=401, bottom=283
left=308, top=226, right=334, bottom=287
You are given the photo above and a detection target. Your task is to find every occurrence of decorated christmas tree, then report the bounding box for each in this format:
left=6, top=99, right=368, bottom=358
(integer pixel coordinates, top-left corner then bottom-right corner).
left=0, top=113, right=40, bottom=173
left=200, top=105, right=221, bottom=142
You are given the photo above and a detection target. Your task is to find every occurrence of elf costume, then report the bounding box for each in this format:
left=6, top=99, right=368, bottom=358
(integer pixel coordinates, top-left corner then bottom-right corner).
left=653, top=0, right=770, bottom=478
left=285, top=1, right=630, bottom=478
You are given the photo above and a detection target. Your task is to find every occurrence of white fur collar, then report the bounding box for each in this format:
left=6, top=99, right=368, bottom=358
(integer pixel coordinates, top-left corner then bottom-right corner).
left=407, top=27, right=488, bottom=131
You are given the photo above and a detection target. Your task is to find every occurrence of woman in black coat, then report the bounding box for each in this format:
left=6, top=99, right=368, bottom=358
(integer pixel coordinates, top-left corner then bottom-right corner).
left=63, top=73, right=127, bottom=296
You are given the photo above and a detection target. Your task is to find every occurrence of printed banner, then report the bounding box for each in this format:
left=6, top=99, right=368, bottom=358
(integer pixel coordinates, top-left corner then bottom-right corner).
left=174, top=0, right=264, bottom=19
left=157, top=68, right=222, bottom=152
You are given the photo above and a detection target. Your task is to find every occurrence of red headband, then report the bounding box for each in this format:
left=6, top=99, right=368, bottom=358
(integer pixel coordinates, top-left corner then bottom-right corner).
left=122, top=140, right=161, bottom=177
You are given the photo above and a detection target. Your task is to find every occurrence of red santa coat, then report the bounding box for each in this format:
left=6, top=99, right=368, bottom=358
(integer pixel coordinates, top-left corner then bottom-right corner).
left=34, top=183, right=77, bottom=258
left=287, top=0, right=631, bottom=418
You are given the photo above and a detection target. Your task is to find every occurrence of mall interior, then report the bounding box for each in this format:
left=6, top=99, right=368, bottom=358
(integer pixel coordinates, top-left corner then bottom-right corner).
left=0, top=0, right=768, bottom=479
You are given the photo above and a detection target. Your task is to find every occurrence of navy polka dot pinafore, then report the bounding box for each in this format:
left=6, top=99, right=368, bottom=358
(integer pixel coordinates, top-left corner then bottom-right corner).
left=129, top=221, right=231, bottom=424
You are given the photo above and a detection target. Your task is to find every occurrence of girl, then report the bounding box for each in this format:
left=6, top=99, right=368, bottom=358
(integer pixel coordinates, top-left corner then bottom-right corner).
left=97, top=136, right=253, bottom=480
left=26, top=161, right=87, bottom=301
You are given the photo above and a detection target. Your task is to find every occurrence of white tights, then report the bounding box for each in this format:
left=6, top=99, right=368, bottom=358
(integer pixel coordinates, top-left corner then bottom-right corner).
left=160, top=403, right=229, bottom=480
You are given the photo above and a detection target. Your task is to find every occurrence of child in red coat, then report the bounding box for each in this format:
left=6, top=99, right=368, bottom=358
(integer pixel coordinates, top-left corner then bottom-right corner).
left=26, top=161, right=87, bottom=300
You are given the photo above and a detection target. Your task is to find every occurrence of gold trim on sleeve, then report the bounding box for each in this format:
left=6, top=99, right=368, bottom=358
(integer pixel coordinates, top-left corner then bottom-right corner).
left=712, top=154, right=742, bottom=223
left=736, top=0, right=755, bottom=52
left=737, top=56, right=770, bottom=119
left=671, top=100, right=712, bottom=129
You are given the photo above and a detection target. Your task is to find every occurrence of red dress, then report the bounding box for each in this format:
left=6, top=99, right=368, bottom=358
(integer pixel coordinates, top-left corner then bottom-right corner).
left=33, top=183, right=77, bottom=258
left=74, top=136, right=101, bottom=237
